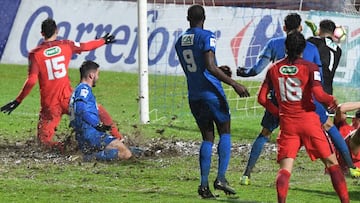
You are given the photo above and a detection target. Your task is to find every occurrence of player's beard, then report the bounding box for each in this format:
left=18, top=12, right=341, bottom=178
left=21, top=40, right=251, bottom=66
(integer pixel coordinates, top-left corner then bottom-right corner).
left=92, top=79, right=97, bottom=87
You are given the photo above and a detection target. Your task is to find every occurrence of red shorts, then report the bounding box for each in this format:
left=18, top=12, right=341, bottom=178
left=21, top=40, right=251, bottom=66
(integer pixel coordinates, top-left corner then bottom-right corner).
left=277, top=113, right=334, bottom=162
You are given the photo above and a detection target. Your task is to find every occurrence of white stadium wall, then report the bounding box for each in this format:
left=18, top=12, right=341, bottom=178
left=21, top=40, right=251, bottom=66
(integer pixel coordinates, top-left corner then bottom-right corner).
left=1, top=0, right=360, bottom=84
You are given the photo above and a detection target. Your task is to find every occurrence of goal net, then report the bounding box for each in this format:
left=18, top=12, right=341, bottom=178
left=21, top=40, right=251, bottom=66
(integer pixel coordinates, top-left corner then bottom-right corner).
left=145, top=0, right=360, bottom=122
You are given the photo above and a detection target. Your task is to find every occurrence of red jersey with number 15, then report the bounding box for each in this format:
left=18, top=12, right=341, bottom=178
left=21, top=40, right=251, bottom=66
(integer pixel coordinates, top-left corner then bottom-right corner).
left=16, top=39, right=105, bottom=107
left=258, top=58, right=334, bottom=117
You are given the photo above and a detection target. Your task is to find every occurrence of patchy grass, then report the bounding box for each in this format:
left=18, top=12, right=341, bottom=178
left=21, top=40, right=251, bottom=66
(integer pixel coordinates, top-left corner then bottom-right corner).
left=0, top=64, right=360, bottom=202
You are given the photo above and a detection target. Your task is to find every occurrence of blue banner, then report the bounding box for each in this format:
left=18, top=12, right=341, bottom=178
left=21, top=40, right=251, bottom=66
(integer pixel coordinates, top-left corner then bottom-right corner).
left=0, top=0, right=21, bottom=60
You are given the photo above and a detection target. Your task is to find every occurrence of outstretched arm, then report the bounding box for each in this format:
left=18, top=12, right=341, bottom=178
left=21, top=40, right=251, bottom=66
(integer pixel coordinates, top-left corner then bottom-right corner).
left=334, top=102, right=360, bottom=125
left=237, top=40, right=275, bottom=77
left=74, top=33, right=116, bottom=53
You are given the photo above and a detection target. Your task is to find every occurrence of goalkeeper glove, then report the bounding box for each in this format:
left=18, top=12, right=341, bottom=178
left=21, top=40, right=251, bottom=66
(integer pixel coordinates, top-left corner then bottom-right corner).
left=95, top=123, right=112, bottom=132
left=101, top=33, right=116, bottom=44
left=1, top=100, right=20, bottom=115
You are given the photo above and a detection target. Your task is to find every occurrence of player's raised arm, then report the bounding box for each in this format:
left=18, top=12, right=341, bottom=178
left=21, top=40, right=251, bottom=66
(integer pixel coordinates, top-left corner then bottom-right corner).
left=73, top=33, right=116, bottom=53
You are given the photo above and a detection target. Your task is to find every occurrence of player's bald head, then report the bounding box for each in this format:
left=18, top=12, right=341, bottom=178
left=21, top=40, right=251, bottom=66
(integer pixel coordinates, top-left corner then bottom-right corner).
left=187, top=4, right=205, bottom=26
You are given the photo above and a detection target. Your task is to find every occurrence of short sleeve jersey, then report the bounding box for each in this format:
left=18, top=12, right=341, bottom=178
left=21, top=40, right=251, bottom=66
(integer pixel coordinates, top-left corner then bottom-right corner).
left=175, top=27, right=225, bottom=100
left=264, top=58, right=323, bottom=116
left=69, top=83, right=100, bottom=135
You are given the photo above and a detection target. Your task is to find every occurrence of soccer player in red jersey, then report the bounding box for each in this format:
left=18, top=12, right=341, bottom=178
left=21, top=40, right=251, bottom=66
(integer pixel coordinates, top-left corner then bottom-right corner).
left=0, top=18, right=122, bottom=151
left=333, top=102, right=360, bottom=173
left=258, top=31, right=349, bottom=203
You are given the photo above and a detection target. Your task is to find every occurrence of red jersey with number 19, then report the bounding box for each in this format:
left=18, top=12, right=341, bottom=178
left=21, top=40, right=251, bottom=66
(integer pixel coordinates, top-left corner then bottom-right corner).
left=258, top=58, right=334, bottom=118
left=16, top=39, right=104, bottom=107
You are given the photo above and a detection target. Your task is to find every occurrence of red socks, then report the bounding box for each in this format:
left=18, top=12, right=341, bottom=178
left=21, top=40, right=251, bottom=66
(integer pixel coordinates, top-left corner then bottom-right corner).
left=327, top=165, right=349, bottom=203
left=97, top=104, right=123, bottom=139
left=276, top=169, right=291, bottom=203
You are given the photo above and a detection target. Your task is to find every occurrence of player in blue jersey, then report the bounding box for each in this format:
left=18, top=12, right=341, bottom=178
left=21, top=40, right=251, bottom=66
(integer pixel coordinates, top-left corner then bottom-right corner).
left=175, top=4, right=250, bottom=199
left=237, top=13, right=360, bottom=185
left=69, top=61, right=132, bottom=161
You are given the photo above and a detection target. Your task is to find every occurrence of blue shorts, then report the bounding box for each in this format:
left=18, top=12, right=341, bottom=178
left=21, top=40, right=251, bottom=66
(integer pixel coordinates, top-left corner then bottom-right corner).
left=314, top=99, right=329, bottom=125
left=261, top=92, right=328, bottom=132
left=76, top=131, right=117, bottom=154
left=261, top=110, right=280, bottom=132
left=83, top=149, right=119, bottom=161
left=189, top=97, right=230, bottom=129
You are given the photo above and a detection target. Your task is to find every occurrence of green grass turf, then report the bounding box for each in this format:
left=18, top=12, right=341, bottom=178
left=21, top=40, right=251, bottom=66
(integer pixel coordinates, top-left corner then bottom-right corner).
left=0, top=63, right=360, bottom=202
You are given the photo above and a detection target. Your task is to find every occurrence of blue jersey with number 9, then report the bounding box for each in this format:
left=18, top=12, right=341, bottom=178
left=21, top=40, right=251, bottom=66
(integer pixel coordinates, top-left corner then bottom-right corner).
left=175, top=27, right=225, bottom=100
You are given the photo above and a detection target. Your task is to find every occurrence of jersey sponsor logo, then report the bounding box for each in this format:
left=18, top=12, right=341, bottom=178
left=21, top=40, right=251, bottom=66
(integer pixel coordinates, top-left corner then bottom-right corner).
left=210, top=37, right=216, bottom=48
left=80, top=88, right=89, bottom=98
left=181, top=34, right=194, bottom=46
left=43, top=46, right=61, bottom=57
left=314, top=71, right=321, bottom=81
left=279, top=65, right=298, bottom=75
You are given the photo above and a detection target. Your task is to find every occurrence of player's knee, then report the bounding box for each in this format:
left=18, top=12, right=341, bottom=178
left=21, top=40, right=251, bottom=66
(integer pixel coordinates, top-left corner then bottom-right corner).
left=322, top=118, right=334, bottom=131
left=261, top=128, right=272, bottom=137
left=118, top=148, right=132, bottom=160
left=322, top=153, right=339, bottom=168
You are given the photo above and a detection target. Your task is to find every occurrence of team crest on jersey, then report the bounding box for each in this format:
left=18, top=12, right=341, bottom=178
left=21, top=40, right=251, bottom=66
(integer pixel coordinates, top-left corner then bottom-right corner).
left=210, top=37, right=216, bottom=47
left=279, top=65, right=298, bottom=75
left=181, top=34, right=194, bottom=46
left=80, top=88, right=89, bottom=98
left=314, top=71, right=321, bottom=81
left=43, top=46, right=61, bottom=57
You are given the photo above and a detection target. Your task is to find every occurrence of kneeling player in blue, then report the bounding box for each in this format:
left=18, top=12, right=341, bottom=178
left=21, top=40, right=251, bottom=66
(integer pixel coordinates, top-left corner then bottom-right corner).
left=69, top=61, right=132, bottom=161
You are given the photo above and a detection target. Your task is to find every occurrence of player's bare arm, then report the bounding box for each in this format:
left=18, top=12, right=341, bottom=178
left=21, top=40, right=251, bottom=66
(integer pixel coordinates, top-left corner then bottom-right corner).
left=204, top=51, right=250, bottom=97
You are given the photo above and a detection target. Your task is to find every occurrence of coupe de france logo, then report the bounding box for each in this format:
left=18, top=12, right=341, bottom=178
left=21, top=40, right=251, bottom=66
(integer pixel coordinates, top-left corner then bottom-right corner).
left=181, top=34, right=194, bottom=46
left=43, top=46, right=61, bottom=57
left=279, top=65, right=298, bottom=75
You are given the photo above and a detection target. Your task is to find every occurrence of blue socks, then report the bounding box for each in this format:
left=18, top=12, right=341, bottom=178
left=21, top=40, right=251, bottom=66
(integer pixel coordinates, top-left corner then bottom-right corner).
left=244, top=134, right=269, bottom=177
left=327, top=126, right=355, bottom=168
left=200, top=141, right=213, bottom=187
left=217, top=134, right=231, bottom=181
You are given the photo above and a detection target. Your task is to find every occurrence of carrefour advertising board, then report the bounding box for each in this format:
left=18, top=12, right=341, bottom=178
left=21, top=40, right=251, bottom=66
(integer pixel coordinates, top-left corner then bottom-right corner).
left=1, top=0, right=360, bottom=85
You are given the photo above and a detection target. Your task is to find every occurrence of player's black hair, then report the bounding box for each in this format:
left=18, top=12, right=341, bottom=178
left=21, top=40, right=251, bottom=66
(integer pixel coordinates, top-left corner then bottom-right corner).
left=285, top=31, right=306, bottom=64
left=351, top=129, right=360, bottom=146
left=79, top=60, right=100, bottom=79
left=284, top=13, right=301, bottom=32
left=187, top=4, right=205, bottom=26
left=319, top=19, right=336, bottom=34
left=355, top=109, right=360, bottom=118
left=41, top=18, right=57, bottom=39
